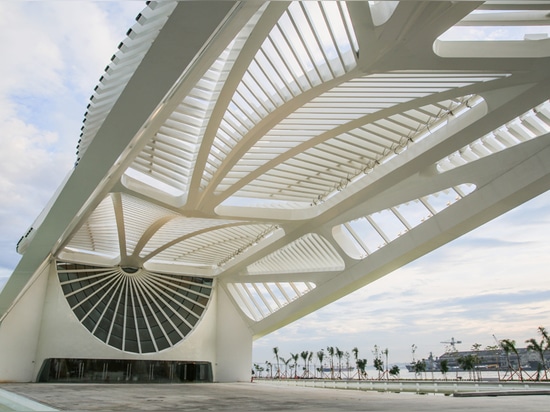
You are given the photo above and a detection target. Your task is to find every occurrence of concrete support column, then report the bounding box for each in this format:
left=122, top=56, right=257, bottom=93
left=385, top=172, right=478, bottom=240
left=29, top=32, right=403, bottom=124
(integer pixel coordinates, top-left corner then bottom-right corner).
left=0, top=261, right=51, bottom=382
left=214, top=286, right=253, bottom=382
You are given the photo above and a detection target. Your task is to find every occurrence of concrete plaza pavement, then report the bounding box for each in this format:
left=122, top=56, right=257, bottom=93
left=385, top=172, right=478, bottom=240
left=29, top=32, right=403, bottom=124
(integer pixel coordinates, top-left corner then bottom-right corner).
left=1, top=382, right=550, bottom=411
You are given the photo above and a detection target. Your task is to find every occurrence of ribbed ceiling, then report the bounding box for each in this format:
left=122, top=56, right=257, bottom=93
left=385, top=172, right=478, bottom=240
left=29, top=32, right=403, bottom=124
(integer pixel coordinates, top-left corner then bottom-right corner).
left=49, top=0, right=550, bottom=329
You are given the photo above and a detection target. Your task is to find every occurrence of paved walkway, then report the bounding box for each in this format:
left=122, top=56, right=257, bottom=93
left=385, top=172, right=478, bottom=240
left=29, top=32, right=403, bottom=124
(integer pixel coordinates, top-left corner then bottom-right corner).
left=1, top=382, right=549, bottom=411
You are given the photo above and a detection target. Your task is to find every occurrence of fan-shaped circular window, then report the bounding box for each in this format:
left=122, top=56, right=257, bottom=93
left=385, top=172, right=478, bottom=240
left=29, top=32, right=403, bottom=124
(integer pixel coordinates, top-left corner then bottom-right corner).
left=57, top=261, right=213, bottom=353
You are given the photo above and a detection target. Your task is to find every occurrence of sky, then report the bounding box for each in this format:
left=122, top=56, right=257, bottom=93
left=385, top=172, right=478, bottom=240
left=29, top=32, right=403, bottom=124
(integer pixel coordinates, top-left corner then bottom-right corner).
left=1, top=2, right=549, bottom=367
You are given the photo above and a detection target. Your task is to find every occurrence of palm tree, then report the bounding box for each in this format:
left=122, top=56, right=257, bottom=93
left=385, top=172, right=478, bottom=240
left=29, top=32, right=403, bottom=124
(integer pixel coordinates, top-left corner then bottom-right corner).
left=273, top=347, right=280, bottom=378
left=327, top=346, right=335, bottom=379
left=316, top=350, right=325, bottom=379
left=485, top=344, right=501, bottom=378
left=372, top=345, right=383, bottom=380
left=335, top=347, right=344, bottom=379
left=373, top=358, right=384, bottom=379
left=356, top=358, right=367, bottom=380
left=412, top=359, right=426, bottom=379
left=526, top=337, right=548, bottom=380
left=499, top=339, right=513, bottom=378
left=382, top=348, right=389, bottom=380
left=389, top=365, right=400, bottom=379
left=538, top=326, right=550, bottom=347
left=308, top=351, right=313, bottom=378
left=458, top=355, right=476, bottom=380
left=290, top=352, right=299, bottom=378
left=300, top=351, right=309, bottom=378
left=500, top=339, right=523, bottom=381
left=282, top=357, right=291, bottom=379
left=439, top=359, right=449, bottom=380
left=352, top=347, right=359, bottom=379
left=537, top=326, right=550, bottom=378
left=471, top=343, right=482, bottom=381
left=253, top=363, right=262, bottom=378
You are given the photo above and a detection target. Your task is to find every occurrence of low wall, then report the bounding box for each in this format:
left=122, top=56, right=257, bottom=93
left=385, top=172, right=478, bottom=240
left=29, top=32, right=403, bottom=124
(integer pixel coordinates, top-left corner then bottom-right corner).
left=254, top=378, right=550, bottom=396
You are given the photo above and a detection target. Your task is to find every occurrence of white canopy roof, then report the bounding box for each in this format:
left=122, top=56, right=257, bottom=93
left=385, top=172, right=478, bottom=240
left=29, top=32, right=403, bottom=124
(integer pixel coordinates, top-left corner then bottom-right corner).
left=3, top=1, right=550, bottom=343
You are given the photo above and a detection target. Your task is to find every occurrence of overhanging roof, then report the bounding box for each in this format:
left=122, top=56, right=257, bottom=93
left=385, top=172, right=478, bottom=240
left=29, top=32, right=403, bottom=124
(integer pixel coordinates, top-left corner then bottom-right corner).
left=2, top=1, right=550, bottom=340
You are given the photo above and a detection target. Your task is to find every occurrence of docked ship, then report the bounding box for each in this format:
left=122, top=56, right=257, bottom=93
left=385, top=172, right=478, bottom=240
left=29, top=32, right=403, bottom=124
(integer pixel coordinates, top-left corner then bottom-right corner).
left=406, top=348, right=550, bottom=372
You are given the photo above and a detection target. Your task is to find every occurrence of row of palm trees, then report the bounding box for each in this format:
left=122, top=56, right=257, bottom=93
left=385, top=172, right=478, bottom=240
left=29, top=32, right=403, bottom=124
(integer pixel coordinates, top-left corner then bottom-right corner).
left=412, top=326, right=550, bottom=381
left=253, top=345, right=398, bottom=380
left=254, top=326, right=550, bottom=382
left=497, top=326, right=550, bottom=381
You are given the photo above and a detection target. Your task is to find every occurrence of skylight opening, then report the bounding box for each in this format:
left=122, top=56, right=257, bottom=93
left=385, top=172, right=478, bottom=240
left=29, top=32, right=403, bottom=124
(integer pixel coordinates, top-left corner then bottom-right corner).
left=439, top=26, right=550, bottom=42
left=368, top=1, right=399, bottom=27
left=434, top=7, right=550, bottom=57
left=333, top=185, right=477, bottom=260
left=122, top=168, right=185, bottom=201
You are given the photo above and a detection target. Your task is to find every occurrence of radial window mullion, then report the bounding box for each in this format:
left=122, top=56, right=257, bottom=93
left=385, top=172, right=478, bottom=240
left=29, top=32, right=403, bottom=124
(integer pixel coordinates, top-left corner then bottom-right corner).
left=133, top=280, right=175, bottom=346
left=69, top=273, right=120, bottom=309
left=128, top=279, right=142, bottom=353
left=138, top=278, right=187, bottom=340
left=61, top=270, right=119, bottom=289
left=140, top=276, right=199, bottom=324
left=90, top=274, right=124, bottom=335
left=105, top=275, right=127, bottom=347
left=121, top=277, right=130, bottom=351
left=152, top=275, right=212, bottom=299
left=58, top=262, right=212, bottom=353
left=78, top=276, right=123, bottom=324
left=57, top=267, right=114, bottom=274
left=131, top=279, right=159, bottom=352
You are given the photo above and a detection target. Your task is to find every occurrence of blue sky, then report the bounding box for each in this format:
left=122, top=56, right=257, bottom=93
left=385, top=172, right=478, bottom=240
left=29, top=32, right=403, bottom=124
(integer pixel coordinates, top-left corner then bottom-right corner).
left=1, top=2, right=549, bottom=366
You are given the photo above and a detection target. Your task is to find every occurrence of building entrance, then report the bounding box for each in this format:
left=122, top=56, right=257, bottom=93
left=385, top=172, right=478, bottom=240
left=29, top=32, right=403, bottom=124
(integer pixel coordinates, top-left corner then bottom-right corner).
left=37, top=358, right=212, bottom=383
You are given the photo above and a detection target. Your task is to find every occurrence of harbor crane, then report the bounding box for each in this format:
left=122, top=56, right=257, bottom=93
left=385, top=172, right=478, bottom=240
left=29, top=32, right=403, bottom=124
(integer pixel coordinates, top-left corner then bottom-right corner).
left=441, top=337, right=462, bottom=351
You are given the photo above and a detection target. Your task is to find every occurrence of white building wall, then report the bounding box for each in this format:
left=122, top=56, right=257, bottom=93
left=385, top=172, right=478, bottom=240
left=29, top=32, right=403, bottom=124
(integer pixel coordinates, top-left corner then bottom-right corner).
left=0, top=259, right=253, bottom=382
left=215, top=286, right=253, bottom=382
left=0, top=260, right=51, bottom=382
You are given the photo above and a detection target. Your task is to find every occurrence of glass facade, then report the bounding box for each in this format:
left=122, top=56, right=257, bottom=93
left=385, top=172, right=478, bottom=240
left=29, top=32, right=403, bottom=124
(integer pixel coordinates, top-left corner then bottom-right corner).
left=37, top=358, right=212, bottom=383
left=57, top=261, right=213, bottom=354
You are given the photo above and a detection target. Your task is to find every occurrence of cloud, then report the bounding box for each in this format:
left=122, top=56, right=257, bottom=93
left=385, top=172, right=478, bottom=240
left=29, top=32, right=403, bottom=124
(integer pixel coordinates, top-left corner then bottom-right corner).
left=1, top=2, right=548, bottom=367
left=255, top=190, right=550, bottom=363
left=0, top=2, right=144, bottom=276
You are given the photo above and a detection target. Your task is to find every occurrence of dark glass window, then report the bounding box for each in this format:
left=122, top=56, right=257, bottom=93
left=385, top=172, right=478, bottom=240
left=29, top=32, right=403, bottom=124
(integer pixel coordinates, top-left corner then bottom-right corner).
left=56, top=261, right=213, bottom=354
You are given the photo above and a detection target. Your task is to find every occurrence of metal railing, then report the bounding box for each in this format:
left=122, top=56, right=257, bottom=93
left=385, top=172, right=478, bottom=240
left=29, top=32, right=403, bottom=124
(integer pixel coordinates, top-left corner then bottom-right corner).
left=254, top=378, right=550, bottom=396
